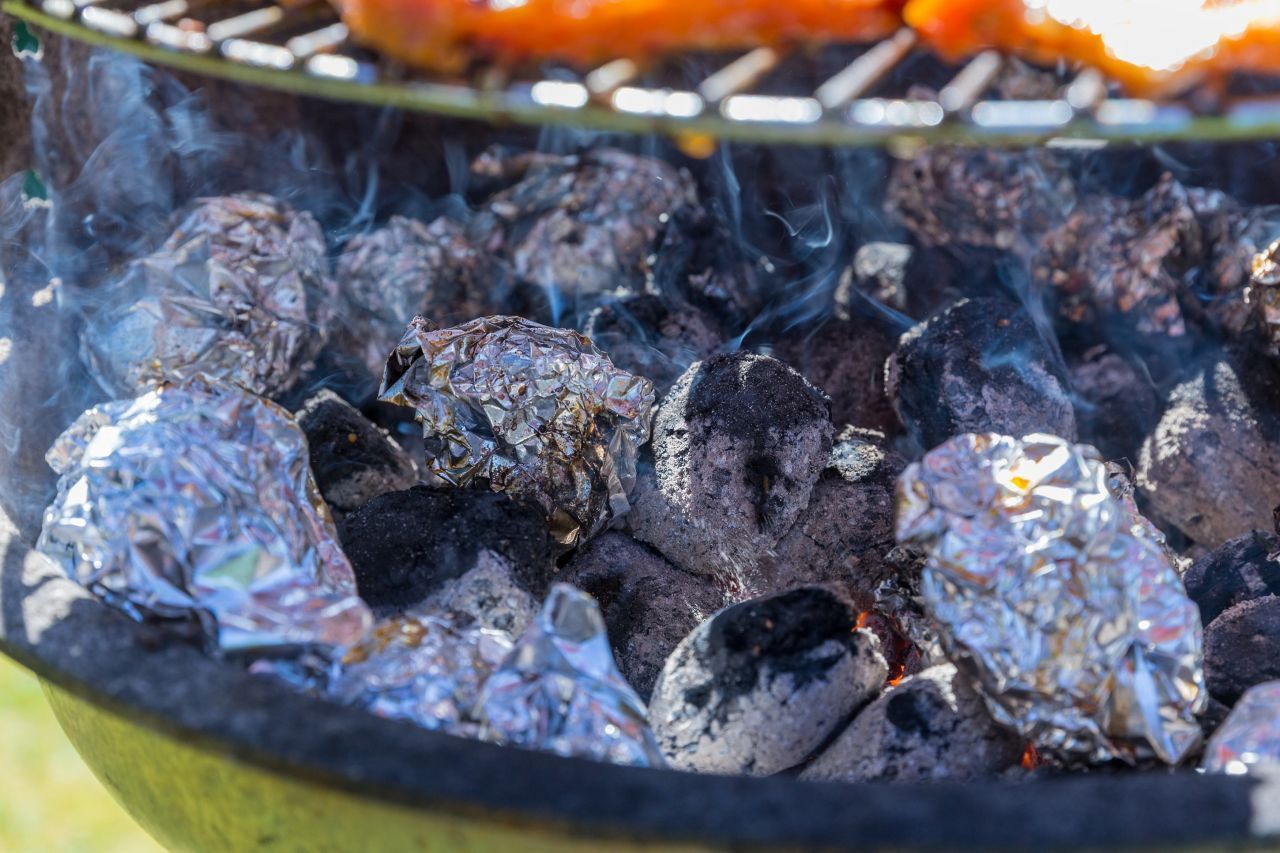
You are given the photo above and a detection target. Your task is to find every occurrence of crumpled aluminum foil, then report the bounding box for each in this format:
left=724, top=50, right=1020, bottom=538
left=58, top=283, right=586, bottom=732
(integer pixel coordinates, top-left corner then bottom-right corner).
left=333, top=216, right=508, bottom=382
left=37, top=377, right=372, bottom=653
left=379, top=315, right=655, bottom=546
left=1248, top=237, right=1280, bottom=356
left=897, top=433, right=1206, bottom=765
left=478, top=583, right=664, bottom=767
left=1202, top=681, right=1280, bottom=775
left=81, top=192, right=336, bottom=399
left=326, top=611, right=514, bottom=736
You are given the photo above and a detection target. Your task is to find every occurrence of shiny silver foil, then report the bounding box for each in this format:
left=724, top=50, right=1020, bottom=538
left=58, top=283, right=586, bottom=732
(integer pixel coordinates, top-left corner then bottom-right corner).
left=326, top=611, right=514, bottom=736
left=37, top=377, right=372, bottom=653
left=334, top=216, right=506, bottom=382
left=1202, top=681, right=1280, bottom=774
left=81, top=193, right=336, bottom=399
left=478, top=583, right=664, bottom=767
left=1249, top=237, right=1280, bottom=356
left=379, top=315, right=656, bottom=546
left=897, top=433, right=1206, bottom=765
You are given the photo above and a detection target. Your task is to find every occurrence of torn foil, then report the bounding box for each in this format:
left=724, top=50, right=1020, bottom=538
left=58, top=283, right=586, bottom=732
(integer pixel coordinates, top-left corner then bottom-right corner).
left=478, top=583, right=664, bottom=767
left=897, top=433, right=1206, bottom=765
left=1202, top=681, right=1280, bottom=775
left=37, top=377, right=371, bottom=653
left=379, top=315, right=655, bottom=546
left=81, top=192, right=336, bottom=399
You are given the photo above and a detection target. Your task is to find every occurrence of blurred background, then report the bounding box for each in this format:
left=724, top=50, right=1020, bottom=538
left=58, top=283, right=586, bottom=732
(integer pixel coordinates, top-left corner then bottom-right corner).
left=0, top=656, right=161, bottom=852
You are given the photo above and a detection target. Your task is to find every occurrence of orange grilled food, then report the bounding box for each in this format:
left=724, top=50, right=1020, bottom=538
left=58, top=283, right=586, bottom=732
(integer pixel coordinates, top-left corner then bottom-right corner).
left=334, top=0, right=907, bottom=74
left=904, top=0, right=1280, bottom=97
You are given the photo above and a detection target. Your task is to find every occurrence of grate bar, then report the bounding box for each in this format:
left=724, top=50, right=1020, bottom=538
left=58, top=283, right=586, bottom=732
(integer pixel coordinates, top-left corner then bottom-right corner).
left=15, top=0, right=1280, bottom=148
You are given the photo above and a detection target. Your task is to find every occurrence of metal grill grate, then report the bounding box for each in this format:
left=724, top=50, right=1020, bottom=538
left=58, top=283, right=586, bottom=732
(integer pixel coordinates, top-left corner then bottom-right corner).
left=11, top=0, right=1280, bottom=147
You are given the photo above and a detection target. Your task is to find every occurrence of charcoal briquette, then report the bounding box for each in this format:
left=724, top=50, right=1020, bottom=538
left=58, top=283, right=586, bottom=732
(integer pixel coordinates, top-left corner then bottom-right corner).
left=1185, top=531, right=1280, bottom=626
left=1204, top=595, right=1280, bottom=706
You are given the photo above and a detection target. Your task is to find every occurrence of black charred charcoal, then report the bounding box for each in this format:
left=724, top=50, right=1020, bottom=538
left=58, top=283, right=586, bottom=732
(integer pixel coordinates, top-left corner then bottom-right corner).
left=1184, top=531, right=1280, bottom=626
left=1068, top=348, right=1160, bottom=463
left=648, top=587, right=886, bottom=776
left=771, top=317, right=900, bottom=436
left=338, top=485, right=554, bottom=613
left=758, top=428, right=903, bottom=605
left=295, top=390, right=418, bottom=522
left=583, top=292, right=723, bottom=395
left=563, top=532, right=727, bottom=700
left=467, top=147, right=699, bottom=303
left=627, top=353, right=833, bottom=588
left=885, top=297, right=1077, bottom=452
left=1204, top=595, right=1280, bottom=706
left=886, top=146, right=1075, bottom=253
left=1138, top=356, right=1280, bottom=548
left=801, top=664, right=1022, bottom=784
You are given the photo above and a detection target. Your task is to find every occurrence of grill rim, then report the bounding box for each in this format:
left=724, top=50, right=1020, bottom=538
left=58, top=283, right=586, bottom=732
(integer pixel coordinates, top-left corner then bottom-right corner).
left=14, top=0, right=1280, bottom=148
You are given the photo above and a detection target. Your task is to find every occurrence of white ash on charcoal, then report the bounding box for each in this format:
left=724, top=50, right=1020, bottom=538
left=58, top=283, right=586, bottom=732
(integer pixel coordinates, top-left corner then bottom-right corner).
left=417, top=550, right=541, bottom=636
left=770, top=317, right=900, bottom=436
left=839, top=242, right=912, bottom=315
left=648, top=587, right=887, bottom=776
left=1184, top=531, right=1280, bottom=626
left=81, top=193, right=336, bottom=400
left=757, top=428, right=902, bottom=604
left=1203, top=595, right=1280, bottom=707
left=478, top=584, right=665, bottom=767
left=331, top=215, right=514, bottom=384
left=1242, top=235, right=1280, bottom=358
left=294, top=390, right=418, bottom=524
left=885, top=298, right=1077, bottom=452
left=583, top=292, right=723, bottom=396
left=627, top=352, right=833, bottom=588
left=1138, top=356, right=1280, bottom=548
left=468, top=147, right=699, bottom=304
left=1068, top=348, right=1160, bottom=463
left=1033, top=174, right=1280, bottom=347
left=563, top=532, right=728, bottom=701
left=380, top=316, right=656, bottom=546
left=337, top=485, right=554, bottom=618
left=800, top=664, right=1023, bottom=784
left=886, top=145, right=1075, bottom=252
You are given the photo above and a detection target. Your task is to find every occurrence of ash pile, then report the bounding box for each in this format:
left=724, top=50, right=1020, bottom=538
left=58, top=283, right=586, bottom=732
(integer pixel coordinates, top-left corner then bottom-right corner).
left=16, top=54, right=1280, bottom=785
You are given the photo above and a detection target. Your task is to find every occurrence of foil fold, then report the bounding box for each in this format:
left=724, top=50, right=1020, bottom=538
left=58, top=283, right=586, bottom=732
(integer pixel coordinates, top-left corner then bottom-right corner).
left=1202, top=681, right=1280, bottom=775
left=897, top=432, right=1206, bottom=765
left=379, top=315, right=655, bottom=546
left=37, top=377, right=371, bottom=653
left=478, top=583, right=665, bottom=767
left=81, top=193, right=336, bottom=399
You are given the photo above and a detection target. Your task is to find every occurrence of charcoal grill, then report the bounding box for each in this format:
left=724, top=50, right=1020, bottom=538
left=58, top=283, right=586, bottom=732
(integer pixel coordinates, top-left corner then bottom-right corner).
left=11, top=0, right=1280, bottom=147
left=7, top=4, right=1280, bottom=850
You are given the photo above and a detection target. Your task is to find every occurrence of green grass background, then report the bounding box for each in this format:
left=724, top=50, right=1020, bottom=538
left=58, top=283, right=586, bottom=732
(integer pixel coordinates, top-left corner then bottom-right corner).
left=0, top=655, right=162, bottom=852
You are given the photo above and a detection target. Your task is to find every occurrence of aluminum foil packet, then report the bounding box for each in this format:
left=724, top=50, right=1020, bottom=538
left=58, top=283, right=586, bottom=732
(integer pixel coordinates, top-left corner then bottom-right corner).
left=379, top=315, right=656, bottom=546
left=478, top=583, right=664, bottom=767
left=81, top=192, right=336, bottom=399
left=1203, top=681, right=1280, bottom=775
left=326, top=611, right=514, bottom=736
left=897, top=433, right=1206, bottom=765
left=1249, top=236, right=1280, bottom=356
left=334, top=216, right=509, bottom=382
left=37, top=377, right=372, bottom=653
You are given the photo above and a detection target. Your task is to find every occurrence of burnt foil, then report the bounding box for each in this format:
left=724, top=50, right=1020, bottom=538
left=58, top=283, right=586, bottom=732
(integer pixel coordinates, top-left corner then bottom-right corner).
left=81, top=193, right=336, bottom=399
left=379, top=315, right=655, bottom=546
left=1202, top=681, right=1280, bottom=775
left=478, top=583, right=664, bottom=767
left=37, top=378, right=372, bottom=653
left=1249, top=237, right=1280, bottom=355
left=897, top=433, right=1206, bottom=765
